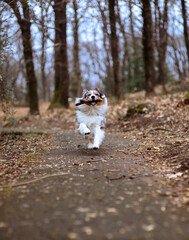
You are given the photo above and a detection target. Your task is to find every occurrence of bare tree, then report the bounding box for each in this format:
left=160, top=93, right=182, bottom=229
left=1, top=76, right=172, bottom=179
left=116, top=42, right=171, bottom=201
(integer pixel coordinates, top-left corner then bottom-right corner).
left=39, top=0, right=48, bottom=101
left=51, top=0, right=70, bottom=108
left=3, top=0, right=39, bottom=114
left=169, top=35, right=188, bottom=80
left=116, top=0, right=128, bottom=95
left=154, top=0, right=169, bottom=93
left=181, top=0, right=189, bottom=63
left=108, top=0, right=121, bottom=99
left=97, top=1, right=113, bottom=94
left=141, top=0, right=155, bottom=95
left=128, top=0, right=138, bottom=78
left=72, top=0, right=82, bottom=97
left=129, top=0, right=137, bottom=59
left=0, top=9, right=8, bottom=103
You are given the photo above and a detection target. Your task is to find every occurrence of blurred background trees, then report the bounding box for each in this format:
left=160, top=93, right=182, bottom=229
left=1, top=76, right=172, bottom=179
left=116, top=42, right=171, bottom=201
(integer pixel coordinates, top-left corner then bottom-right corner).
left=51, top=0, right=70, bottom=108
left=2, top=0, right=39, bottom=114
left=0, top=0, right=189, bottom=114
left=141, top=0, right=156, bottom=96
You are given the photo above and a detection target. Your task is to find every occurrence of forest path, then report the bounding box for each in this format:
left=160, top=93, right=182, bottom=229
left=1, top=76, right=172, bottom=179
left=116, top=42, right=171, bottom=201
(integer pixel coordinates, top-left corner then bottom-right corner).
left=0, top=130, right=189, bottom=240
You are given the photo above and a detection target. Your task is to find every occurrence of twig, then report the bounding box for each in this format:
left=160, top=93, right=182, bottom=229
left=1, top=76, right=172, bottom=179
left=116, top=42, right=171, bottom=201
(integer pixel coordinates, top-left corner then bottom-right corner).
left=75, top=99, right=102, bottom=106
left=117, top=150, right=127, bottom=155
left=87, top=168, right=99, bottom=171
left=149, top=127, right=173, bottom=132
left=106, top=175, right=126, bottom=181
left=107, top=169, right=120, bottom=172
left=86, top=159, right=102, bottom=163
left=1, top=172, right=70, bottom=188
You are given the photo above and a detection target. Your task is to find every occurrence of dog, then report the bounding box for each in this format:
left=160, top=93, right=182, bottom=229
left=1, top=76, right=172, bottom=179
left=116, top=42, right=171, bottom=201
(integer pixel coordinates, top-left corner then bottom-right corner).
left=75, top=88, right=108, bottom=149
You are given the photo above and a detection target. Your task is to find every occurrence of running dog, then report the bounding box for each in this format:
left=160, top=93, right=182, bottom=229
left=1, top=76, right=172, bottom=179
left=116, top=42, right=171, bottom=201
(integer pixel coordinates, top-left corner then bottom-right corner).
left=75, top=88, right=108, bottom=149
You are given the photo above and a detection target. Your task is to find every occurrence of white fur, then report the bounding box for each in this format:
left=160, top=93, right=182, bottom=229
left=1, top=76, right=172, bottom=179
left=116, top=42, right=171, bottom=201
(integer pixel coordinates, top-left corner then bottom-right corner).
left=75, top=96, right=108, bottom=149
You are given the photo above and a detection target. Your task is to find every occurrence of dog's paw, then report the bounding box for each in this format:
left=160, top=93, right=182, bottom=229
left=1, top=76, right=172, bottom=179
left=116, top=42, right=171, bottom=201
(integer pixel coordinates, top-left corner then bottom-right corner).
left=88, top=143, right=94, bottom=149
left=89, top=144, right=99, bottom=150
left=93, top=146, right=99, bottom=150
left=79, top=125, right=91, bottom=135
left=84, top=130, right=91, bottom=135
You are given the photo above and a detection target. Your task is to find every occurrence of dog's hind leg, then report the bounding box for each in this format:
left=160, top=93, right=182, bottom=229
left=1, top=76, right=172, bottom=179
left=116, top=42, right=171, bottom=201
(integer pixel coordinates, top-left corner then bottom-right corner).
left=78, top=123, right=91, bottom=135
left=93, top=126, right=105, bottom=149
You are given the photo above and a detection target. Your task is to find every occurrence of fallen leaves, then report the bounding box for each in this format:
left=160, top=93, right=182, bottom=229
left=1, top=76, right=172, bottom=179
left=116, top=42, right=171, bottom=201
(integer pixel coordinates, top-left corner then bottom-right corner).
left=142, top=224, right=155, bottom=232
left=106, top=169, right=120, bottom=172
left=77, top=207, right=90, bottom=213
left=0, top=89, right=189, bottom=213
left=67, top=232, right=78, bottom=239
left=0, top=222, right=8, bottom=228
left=108, top=91, right=189, bottom=207
left=0, top=133, right=55, bottom=186
left=106, top=207, right=118, bottom=213
left=82, top=226, right=93, bottom=235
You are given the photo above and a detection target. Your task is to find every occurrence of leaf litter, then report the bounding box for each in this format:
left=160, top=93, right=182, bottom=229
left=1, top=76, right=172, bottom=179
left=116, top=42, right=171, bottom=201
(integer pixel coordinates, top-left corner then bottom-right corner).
left=0, top=88, right=189, bottom=240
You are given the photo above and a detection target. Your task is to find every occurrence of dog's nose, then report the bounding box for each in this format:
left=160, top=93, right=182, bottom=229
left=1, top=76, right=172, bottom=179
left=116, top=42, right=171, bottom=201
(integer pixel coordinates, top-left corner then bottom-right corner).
left=91, top=95, right=95, bottom=100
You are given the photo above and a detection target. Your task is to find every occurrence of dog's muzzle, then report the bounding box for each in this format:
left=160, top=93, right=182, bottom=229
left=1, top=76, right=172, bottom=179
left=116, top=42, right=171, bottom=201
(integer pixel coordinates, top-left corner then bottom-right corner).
left=90, top=95, right=97, bottom=106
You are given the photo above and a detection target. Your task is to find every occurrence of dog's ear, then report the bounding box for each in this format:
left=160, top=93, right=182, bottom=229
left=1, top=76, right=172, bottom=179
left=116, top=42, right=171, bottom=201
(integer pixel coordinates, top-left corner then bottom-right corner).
left=82, top=89, right=88, bottom=98
left=95, top=88, right=105, bottom=99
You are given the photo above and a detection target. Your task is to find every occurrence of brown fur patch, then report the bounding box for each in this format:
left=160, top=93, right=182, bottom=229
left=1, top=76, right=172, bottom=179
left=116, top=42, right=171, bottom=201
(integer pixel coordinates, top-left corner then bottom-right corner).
left=89, top=138, right=94, bottom=144
left=75, top=126, right=80, bottom=134
left=82, top=98, right=91, bottom=106
left=85, top=102, right=91, bottom=106
left=97, top=98, right=105, bottom=106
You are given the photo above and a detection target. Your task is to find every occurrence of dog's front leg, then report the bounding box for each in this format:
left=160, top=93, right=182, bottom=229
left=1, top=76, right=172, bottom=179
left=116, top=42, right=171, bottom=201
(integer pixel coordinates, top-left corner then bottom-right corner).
left=93, top=125, right=105, bottom=149
left=78, top=123, right=90, bottom=135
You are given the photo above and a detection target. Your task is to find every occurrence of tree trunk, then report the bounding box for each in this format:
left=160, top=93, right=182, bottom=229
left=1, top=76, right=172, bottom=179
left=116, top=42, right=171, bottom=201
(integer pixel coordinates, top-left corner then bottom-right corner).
left=129, top=0, right=138, bottom=76
left=73, top=0, right=82, bottom=97
left=116, top=0, right=128, bottom=95
left=4, top=0, right=39, bottom=115
left=97, top=1, right=113, bottom=95
left=141, top=0, right=155, bottom=96
left=169, top=35, right=185, bottom=80
left=52, top=0, right=69, bottom=108
left=108, top=0, right=121, bottom=99
left=40, top=0, right=47, bottom=101
left=0, top=75, right=6, bottom=103
left=181, top=0, right=189, bottom=63
left=155, top=0, right=169, bottom=93
left=128, top=0, right=141, bottom=90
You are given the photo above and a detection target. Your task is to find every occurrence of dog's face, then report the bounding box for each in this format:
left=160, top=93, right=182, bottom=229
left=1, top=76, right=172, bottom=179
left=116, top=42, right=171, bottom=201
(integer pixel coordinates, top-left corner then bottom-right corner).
left=82, top=88, right=105, bottom=106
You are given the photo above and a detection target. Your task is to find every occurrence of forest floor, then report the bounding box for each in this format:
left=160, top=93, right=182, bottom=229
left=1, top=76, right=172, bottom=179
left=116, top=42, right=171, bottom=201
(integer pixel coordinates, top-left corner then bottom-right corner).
left=0, top=85, right=189, bottom=239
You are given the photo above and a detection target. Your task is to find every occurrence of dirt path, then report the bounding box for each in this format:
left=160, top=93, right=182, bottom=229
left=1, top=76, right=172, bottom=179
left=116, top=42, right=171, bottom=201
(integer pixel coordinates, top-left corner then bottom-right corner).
left=0, top=130, right=189, bottom=240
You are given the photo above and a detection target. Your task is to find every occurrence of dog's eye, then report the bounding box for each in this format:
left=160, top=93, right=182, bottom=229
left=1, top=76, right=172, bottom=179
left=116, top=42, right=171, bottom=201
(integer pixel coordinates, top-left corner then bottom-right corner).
left=94, top=91, right=100, bottom=96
